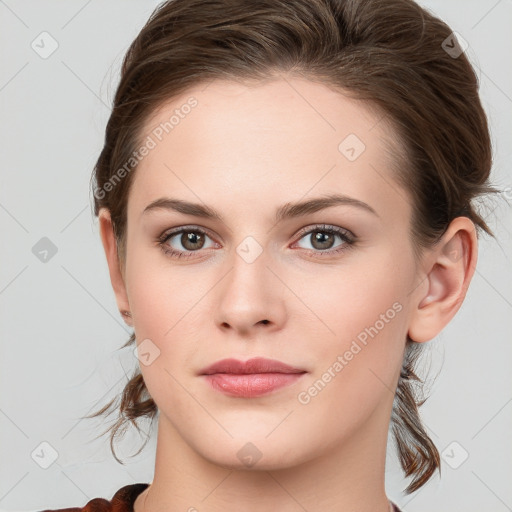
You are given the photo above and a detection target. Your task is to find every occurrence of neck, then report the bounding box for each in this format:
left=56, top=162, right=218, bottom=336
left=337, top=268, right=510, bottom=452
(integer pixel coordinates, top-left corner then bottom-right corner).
left=136, top=407, right=392, bottom=512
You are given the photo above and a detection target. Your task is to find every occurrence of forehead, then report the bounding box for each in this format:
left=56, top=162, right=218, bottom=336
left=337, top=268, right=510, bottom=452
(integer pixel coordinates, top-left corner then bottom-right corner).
left=129, top=76, right=409, bottom=224
left=142, top=76, right=387, bottom=154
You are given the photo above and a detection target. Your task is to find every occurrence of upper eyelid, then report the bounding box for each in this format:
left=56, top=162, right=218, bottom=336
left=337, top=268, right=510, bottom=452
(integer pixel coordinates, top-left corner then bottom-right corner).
left=294, top=224, right=354, bottom=240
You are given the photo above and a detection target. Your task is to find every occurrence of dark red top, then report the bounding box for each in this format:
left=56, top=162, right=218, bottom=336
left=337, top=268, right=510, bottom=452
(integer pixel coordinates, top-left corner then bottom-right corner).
left=40, top=483, right=149, bottom=512
left=40, top=482, right=402, bottom=511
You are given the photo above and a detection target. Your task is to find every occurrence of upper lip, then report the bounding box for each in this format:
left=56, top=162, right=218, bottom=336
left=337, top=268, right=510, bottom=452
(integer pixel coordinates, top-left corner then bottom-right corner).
left=199, top=357, right=306, bottom=375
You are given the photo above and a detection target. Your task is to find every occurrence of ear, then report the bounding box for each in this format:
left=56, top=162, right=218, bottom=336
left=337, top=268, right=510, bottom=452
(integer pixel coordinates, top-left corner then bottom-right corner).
left=408, top=216, right=478, bottom=343
left=98, top=208, right=132, bottom=327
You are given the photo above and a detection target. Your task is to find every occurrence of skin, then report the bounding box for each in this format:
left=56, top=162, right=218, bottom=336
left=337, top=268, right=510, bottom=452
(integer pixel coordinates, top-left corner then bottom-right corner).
left=98, top=75, right=477, bottom=512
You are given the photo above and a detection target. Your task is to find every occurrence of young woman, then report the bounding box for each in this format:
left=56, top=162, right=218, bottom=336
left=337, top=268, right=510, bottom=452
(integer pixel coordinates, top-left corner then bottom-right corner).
left=43, top=0, right=496, bottom=510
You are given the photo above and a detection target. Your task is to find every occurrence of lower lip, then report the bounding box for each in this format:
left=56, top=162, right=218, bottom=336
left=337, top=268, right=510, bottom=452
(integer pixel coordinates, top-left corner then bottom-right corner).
left=203, top=372, right=305, bottom=397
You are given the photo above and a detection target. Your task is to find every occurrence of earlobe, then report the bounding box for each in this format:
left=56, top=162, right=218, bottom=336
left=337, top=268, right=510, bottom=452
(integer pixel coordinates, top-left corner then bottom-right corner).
left=408, top=217, right=478, bottom=343
left=98, top=208, right=132, bottom=326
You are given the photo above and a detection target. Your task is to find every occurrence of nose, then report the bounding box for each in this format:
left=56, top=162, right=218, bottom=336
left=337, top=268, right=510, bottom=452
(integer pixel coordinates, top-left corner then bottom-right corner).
left=213, top=241, right=286, bottom=336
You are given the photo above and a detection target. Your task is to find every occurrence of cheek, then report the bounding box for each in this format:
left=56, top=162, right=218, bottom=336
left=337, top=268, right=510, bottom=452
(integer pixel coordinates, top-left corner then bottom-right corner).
left=297, top=248, right=411, bottom=391
left=301, top=248, right=409, bottom=340
left=126, top=243, right=199, bottom=336
left=292, top=259, right=409, bottom=439
left=124, top=247, right=203, bottom=383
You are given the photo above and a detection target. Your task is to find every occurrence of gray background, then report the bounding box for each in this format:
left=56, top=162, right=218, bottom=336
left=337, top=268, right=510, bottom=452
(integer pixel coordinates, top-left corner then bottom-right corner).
left=1, top=1, right=510, bottom=511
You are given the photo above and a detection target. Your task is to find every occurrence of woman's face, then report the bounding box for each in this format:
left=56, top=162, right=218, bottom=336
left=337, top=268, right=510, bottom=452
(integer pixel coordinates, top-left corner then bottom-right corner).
left=121, top=76, right=421, bottom=469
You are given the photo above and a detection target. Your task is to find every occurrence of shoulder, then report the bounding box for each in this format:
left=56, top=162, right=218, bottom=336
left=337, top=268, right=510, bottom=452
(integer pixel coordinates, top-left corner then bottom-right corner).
left=39, top=483, right=150, bottom=512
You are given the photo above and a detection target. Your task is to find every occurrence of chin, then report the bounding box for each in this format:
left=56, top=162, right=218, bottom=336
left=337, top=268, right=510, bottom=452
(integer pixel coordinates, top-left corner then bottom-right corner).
left=193, top=433, right=312, bottom=472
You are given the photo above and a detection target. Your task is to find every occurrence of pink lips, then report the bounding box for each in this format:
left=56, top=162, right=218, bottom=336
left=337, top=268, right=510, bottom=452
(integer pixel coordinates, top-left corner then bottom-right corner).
left=199, top=357, right=306, bottom=398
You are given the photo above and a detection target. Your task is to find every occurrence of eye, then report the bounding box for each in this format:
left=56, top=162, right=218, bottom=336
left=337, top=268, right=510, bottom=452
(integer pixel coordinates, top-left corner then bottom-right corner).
left=158, top=223, right=355, bottom=260
left=158, top=226, right=217, bottom=259
left=292, top=224, right=354, bottom=256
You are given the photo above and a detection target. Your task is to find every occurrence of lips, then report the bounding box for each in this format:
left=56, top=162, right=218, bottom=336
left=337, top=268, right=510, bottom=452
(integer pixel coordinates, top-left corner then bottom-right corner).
left=199, top=357, right=306, bottom=375
left=199, top=357, right=307, bottom=398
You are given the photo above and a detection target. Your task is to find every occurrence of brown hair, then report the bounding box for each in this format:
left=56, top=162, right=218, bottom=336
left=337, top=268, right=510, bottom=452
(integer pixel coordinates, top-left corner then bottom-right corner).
left=87, top=0, right=497, bottom=494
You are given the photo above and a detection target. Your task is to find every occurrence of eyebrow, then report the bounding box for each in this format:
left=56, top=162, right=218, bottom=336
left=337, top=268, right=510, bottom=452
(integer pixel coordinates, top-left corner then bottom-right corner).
left=142, top=193, right=379, bottom=222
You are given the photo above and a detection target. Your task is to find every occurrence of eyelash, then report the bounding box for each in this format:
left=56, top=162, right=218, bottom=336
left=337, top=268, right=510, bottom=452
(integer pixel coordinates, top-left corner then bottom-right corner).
left=157, top=224, right=355, bottom=260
